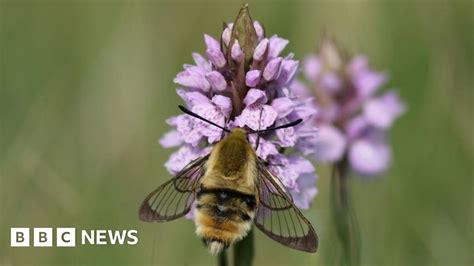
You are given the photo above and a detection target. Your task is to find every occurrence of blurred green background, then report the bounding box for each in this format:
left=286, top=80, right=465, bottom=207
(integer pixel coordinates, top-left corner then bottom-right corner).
left=1, top=0, right=472, bottom=265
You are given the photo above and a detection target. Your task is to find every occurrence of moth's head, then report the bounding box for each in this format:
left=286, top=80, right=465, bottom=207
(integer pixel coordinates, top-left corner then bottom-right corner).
left=229, top=128, right=247, bottom=139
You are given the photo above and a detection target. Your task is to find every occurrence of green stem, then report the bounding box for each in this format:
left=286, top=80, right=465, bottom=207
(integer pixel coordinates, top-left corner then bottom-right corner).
left=330, top=160, right=360, bottom=266
left=233, top=228, right=254, bottom=266
left=218, top=249, right=228, bottom=266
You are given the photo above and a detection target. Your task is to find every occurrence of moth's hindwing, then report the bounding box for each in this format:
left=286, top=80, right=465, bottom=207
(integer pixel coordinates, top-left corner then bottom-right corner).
left=254, top=158, right=318, bottom=253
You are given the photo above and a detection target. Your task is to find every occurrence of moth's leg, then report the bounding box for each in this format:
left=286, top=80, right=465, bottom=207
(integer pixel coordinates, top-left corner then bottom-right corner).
left=263, top=162, right=284, bottom=167
left=220, top=117, right=229, bottom=140
left=255, top=134, right=261, bottom=150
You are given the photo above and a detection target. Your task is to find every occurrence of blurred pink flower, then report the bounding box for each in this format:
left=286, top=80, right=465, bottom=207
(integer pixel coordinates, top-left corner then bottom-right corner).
left=295, top=37, right=406, bottom=177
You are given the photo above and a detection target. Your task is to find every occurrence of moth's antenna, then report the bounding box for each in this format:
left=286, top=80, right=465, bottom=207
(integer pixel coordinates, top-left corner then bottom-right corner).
left=178, top=105, right=230, bottom=133
left=248, top=119, right=303, bottom=135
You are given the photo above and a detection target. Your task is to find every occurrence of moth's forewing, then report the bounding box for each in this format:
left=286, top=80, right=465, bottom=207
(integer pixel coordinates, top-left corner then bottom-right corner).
left=139, top=155, right=209, bottom=222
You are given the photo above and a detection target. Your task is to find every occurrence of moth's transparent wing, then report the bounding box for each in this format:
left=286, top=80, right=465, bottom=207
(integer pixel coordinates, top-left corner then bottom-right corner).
left=254, top=159, right=318, bottom=252
left=263, top=162, right=295, bottom=205
left=139, top=155, right=209, bottom=222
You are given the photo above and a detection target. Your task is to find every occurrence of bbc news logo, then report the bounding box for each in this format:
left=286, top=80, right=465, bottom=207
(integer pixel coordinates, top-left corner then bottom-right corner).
left=10, top=228, right=138, bottom=247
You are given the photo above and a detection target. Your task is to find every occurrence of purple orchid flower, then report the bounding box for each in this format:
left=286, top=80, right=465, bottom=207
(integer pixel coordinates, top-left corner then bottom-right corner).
left=159, top=11, right=319, bottom=210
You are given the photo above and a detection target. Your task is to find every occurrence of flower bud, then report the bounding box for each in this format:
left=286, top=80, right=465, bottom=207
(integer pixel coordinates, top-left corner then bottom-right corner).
left=263, top=57, right=282, bottom=81
left=268, top=36, right=289, bottom=58
left=245, top=70, right=261, bottom=87
left=206, top=71, right=227, bottom=91
left=204, top=34, right=220, bottom=51
left=221, top=23, right=233, bottom=47
left=231, top=40, right=244, bottom=62
left=253, top=21, right=265, bottom=41
left=253, top=38, right=268, bottom=61
left=206, top=49, right=226, bottom=68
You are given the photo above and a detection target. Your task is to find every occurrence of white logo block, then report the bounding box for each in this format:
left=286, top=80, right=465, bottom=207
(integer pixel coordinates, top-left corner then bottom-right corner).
left=33, top=228, right=53, bottom=247
left=57, top=228, right=76, bottom=247
left=11, top=228, right=30, bottom=247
